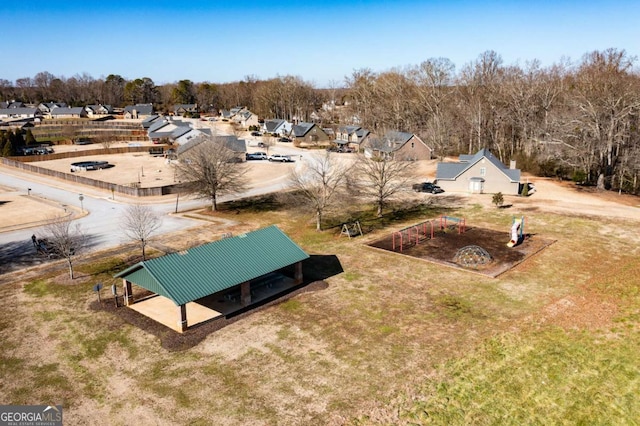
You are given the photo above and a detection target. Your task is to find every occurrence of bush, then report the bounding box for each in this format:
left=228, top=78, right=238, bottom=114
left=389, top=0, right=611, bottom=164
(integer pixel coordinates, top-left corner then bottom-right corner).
left=521, top=184, right=529, bottom=197
left=572, top=170, right=587, bottom=184
left=492, top=192, right=504, bottom=208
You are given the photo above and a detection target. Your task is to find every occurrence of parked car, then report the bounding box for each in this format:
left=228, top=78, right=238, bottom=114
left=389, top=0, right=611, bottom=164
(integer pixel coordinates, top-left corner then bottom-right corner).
left=327, top=145, right=354, bottom=153
left=251, top=131, right=262, bottom=137
left=412, top=182, right=444, bottom=194
left=246, top=152, right=268, bottom=160
left=268, top=154, right=293, bottom=162
left=278, top=137, right=291, bottom=143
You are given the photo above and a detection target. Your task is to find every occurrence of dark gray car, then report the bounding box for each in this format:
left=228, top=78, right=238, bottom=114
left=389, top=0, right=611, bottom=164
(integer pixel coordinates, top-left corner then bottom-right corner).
left=412, top=182, right=444, bottom=194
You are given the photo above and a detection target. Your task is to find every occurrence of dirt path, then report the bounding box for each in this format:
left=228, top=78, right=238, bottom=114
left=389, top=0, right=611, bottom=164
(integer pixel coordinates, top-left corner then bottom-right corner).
left=469, top=176, right=640, bottom=221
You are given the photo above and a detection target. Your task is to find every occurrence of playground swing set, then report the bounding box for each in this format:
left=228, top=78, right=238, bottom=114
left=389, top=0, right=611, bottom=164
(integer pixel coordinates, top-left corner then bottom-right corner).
left=341, top=221, right=363, bottom=239
left=388, top=215, right=526, bottom=253
left=392, top=215, right=466, bottom=252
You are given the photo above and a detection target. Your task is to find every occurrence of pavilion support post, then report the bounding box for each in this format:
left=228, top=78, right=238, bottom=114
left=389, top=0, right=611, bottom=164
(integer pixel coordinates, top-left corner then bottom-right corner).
left=178, top=304, right=187, bottom=332
left=240, top=281, right=251, bottom=307
left=123, top=279, right=134, bottom=306
left=294, top=262, right=303, bottom=285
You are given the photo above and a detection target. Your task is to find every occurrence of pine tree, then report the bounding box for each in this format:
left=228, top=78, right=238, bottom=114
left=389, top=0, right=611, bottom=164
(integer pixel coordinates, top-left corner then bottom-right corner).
left=25, top=129, right=36, bottom=146
left=2, top=140, right=13, bottom=157
left=0, top=131, right=6, bottom=155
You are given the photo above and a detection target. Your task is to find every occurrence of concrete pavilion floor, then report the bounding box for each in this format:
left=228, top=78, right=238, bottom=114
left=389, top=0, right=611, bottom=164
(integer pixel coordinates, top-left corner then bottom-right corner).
left=127, top=273, right=299, bottom=333
left=128, top=295, right=223, bottom=333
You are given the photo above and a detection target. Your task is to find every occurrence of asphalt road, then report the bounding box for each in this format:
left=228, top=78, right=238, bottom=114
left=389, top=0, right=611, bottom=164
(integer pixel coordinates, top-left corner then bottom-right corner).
left=0, top=155, right=307, bottom=275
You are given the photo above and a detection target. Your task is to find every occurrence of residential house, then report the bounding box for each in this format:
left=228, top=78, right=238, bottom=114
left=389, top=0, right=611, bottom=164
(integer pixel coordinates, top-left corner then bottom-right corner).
left=173, top=127, right=208, bottom=146
left=322, top=128, right=335, bottom=139
left=220, top=106, right=246, bottom=121
left=7, top=101, right=25, bottom=109
left=435, top=148, right=521, bottom=195
left=85, top=104, right=114, bottom=117
left=141, top=114, right=162, bottom=130
left=0, top=108, right=43, bottom=120
left=37, top=102, right=67, bottom=114
left=262, top=118, right=292, bottom=136
left=124, top=103, right=154, bottom=119
left=335, top=125, right=370, bottom=151
left=176, top=134, right=247, bottom=162
left=173, top=104, right=198, bottom=116
left=146, top=116, right=212, bottom=145
left=49, top=107, right=88, bottom=119
left=364, top=130, right=433, bottom=160
left=233, top=110, right=259, bottom=129
left=309, top=111, right=321, bottom=123
left=147, top=117, right=186, bottom=142
left=291, top=122, right=330, bottom=146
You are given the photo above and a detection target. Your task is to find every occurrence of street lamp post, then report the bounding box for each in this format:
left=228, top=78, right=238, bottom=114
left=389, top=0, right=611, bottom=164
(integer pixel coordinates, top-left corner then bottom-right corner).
left=79, top=194, right=84, bottom=213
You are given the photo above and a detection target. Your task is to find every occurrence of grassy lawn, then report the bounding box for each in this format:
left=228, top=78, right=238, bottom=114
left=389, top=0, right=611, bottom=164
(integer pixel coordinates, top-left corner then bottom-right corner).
left=0, top=196, right=638, bottom=425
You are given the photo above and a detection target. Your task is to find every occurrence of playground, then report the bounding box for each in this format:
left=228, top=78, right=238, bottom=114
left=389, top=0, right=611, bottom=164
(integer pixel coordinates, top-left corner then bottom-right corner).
left=368, top=216, right=555, bottom=277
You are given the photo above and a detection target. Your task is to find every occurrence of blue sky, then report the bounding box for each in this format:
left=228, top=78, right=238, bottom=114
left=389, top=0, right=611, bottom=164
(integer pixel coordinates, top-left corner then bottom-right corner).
left=2, top=1, right=639, bottom=87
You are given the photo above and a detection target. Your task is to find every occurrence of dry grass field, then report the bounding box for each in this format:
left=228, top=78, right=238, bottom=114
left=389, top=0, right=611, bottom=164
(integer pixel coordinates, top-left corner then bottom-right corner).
left=0, top=176, right=639, bottom=425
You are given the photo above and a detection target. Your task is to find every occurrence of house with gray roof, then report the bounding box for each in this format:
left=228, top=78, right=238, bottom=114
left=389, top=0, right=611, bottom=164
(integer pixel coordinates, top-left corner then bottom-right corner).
left=124, top=103, right=154, bottom=119
left=7, top=101, right=25, bottom=109
left=85, top=104, right=114, bottom=117
left=49, top=107, right=87, bottom=119
left=37, top=102, right=67, bottom=113
left=220, top=106, right=247, bottom=121
left=48, top=107, right=87, bottom=119
left=364, top=130, right=433, bottom=160
left=291, top=122, right=330, bottom=146
left=141, top=114, right=162, bottom=129
left=176, top=134, right=247, bottom=161
left=146, top=117, right=197, bottom=143
left=233, top=110, right=259, bottom=129
left=173, top=104, right=199, bottom=116
left=435, top=148, right=521, bottom=195
left=114, top=225, right=309, bottom=332
left=262, top=118, right=292, bottom=136
left=336, top=125, right=370, bottom=151
left=0, top=108, right=42, bottom=120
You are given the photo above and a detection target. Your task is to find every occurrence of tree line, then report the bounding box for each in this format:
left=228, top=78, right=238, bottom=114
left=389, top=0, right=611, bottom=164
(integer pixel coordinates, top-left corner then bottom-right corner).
left=2, top=48, right=640, bottom=193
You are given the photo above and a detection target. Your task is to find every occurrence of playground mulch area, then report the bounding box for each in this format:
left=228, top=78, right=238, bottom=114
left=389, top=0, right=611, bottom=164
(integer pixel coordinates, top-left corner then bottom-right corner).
left=368, top=225, right=555, bottom=278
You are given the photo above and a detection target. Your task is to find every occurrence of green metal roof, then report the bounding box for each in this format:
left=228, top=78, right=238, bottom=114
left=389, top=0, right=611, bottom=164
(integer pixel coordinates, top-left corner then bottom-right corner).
left=114, top=225, right=309, bottom=306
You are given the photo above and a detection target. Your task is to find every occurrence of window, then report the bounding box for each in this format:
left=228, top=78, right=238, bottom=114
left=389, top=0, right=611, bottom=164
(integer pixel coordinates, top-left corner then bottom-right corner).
left=411, top=142, right=414, bottom=148
left=480, top=167, right=486, bottom=176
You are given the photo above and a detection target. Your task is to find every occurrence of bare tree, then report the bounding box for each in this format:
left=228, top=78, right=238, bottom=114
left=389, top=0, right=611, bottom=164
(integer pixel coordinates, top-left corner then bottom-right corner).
left=42, top=215, right=85, bottom=279
left=122, top=204, right=162, bottom=260
left=61, top=125, right=79, bottom=144
left=175, top=137, right=249, bottom=211
left=354, top=153, right=416, bottom=217
left=288, top=151, right=351, bottom=231
left=94, top=133, right=117, bottom=150
left=570, top=49, right=640, bottom=189
left=262, top=135, right=277, bottom=154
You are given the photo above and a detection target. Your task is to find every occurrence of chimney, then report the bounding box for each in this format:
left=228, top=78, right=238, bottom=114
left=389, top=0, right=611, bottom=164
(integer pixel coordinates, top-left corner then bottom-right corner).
left=510, top=160, right=516, bottom=169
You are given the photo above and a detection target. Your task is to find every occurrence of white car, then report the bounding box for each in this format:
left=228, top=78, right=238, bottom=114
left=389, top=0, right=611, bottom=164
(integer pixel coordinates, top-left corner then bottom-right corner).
left=268, top=154, right=293, bottom=162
